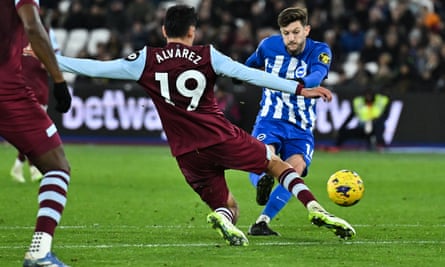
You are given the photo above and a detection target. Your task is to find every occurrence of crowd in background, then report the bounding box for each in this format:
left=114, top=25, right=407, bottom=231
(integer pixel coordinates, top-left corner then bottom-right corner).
left=39, top=0, right=445, bottom=97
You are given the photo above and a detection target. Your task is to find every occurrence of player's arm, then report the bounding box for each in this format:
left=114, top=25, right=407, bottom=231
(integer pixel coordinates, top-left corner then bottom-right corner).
left=245, top=47, right=264, bottom=68
left=56, top=48, right=147, bottom=81
left=245, top=37, right=269, bottom=68
left=17, top=3, right=64, bottom=83
left=210, top=46, right=331, bottom=101
left=17, top=2, right=71, bottom=113
left=299, top=46, right=332, bottom=87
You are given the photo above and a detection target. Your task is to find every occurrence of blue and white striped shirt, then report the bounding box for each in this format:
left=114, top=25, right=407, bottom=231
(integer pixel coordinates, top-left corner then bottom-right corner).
left=246, top=35, right=332, bottom=132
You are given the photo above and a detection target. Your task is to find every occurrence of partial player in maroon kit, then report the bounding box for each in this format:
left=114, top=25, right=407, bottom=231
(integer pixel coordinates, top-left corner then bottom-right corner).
left=10, top=28, right=60, bottom=183
left=1, top=0, right=72, bottom=266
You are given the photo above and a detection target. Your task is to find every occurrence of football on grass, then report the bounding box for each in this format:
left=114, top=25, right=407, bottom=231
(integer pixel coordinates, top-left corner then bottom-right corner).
left=327, top=169, right=364, bottom=206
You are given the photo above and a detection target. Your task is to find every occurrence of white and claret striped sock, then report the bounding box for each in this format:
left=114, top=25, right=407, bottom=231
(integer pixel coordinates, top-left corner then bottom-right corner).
left=215, top=207, right=234, bottom=223
left=278, top=168, right=316, bottom=207
left=29, top=170, right=70, bottom=258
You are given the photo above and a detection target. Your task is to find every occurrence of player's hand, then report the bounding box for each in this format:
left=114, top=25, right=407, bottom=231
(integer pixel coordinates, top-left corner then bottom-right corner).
left=53, top=81, right=72, bottom=113
left=301, top=86, right=332, bottom=102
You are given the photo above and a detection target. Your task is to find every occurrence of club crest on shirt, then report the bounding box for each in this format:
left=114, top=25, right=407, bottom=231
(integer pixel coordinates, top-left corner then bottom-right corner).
left=318, top=52, right=331, bottom=65
left=257, top=133, right=267, bottom=141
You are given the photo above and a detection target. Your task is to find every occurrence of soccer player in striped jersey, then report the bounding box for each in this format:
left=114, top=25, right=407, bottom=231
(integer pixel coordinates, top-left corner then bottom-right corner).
left=54, top=4, right=355, bottom=245
left=246, top=7, right=338, bottom=236
left=10, top=28, right=61, bottom=183
left=1, top=1, right=72, bottom=266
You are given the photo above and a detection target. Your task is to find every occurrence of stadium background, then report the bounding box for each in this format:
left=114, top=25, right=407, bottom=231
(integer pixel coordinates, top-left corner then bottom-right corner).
left=41, top=0, right=445, bottom=147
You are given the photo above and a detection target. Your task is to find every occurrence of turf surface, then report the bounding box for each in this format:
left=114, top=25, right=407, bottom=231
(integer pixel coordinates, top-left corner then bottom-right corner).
left=0, top=143, right=444, bottom=266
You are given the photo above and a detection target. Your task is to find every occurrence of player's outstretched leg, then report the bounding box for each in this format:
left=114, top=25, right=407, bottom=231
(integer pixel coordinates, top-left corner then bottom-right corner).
left=23, top=251, right=70, bottom=267
left=207, top=210, right=249, bottom=246
left=275, top=167, right=356, bottom=239
left=307, top=201, right=356, bottom=239
left=256, top=174, right=274, bottom=205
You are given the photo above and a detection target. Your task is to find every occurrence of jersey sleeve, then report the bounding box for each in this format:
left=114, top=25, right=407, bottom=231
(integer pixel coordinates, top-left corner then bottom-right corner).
left=245, top=40, right=265, bottom=68
left=210, top=46, right=299, bottom=94
left=56, top=47, right=147, bottom=81
left=300, top=44, right=332, bottom=87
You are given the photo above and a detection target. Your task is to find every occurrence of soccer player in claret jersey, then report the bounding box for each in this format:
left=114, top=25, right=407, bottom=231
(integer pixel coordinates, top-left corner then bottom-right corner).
left=246, top=6, right=337, bottom=237
left=55, top=4, right=355, bottom=245
left=10, top=28, right=61, bottom=183
left=1, top=1, right=72, bottom=266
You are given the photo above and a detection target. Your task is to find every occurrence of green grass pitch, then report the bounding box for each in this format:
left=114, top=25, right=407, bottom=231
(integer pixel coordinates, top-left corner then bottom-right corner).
left=0, top=143, right=444, bottom=266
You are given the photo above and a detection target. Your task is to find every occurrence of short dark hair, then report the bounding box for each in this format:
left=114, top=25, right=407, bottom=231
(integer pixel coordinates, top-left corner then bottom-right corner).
left=277, top=7, right=308, bottom=28
left=164, top=5, right=198, bottom=38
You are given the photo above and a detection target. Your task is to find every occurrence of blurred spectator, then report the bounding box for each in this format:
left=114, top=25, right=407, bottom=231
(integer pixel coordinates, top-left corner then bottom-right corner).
left=128, top=21, right=149, bottom=51
left=213, top=24, right=235, bottom=54
left=144, top=3, right=168, bottom=47
left=308, top=7, right=329, bottom=41
left=367, top=1, right=391, bottom=35
left=421, top=4, right=441, bottom=32
left=433, top=43, right=445, bottom=92
left=352, top=0, right=372, bottom=29
left=418, top=46, right=441, bottom=90
left=323, top=29, right=345, bottom=72
left=106, top=0, right=129, bottom=34
left=85, top=4, right=107, bottom=30
left=106, top=31, right=124, bottom=58
left=40, top=0, right=58, bottom=9
left=388, top=0, right=416, bottom=36
left=389, top=43, right=418, bottom=94
left=230, top=20, right=254, bottom=59
left=126, top=0, right=156, bottom=25
left=373, top=52, right=394, bottom=90
left=359, top=29, right=382, bottom=63
left=63, top=0, right=89, bottom=30
left=381, top=26, right=402, bottom=68
left=340, top=18, right=365, bottom=53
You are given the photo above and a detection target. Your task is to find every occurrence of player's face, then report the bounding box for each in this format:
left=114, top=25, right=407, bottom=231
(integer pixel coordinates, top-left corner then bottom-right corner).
left=280, top=21, right=310, bottom=56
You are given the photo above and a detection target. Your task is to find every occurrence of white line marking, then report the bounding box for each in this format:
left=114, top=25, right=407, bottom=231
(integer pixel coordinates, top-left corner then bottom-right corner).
left=1, top=240, right=444, bottom=250
left=0, top=224, right=444, bottom=230
left=2, top=225, right=443, bottom=250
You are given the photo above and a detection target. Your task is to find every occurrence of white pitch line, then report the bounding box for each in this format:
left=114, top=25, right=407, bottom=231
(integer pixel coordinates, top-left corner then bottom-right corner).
left=0, top=240, right=444, bottom=250
left=0, top=224, right=444, bottom=230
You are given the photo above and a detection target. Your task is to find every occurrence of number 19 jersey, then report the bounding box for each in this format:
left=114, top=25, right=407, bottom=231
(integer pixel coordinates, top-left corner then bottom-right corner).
left=138, top=42, right=236, bottom=156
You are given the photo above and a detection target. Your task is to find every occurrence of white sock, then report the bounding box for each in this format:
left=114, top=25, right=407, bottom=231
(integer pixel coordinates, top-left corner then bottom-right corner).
left=28, top=232, right=52, bottom=259
left=215, top=207, right=233, bottom=223
left=307, top=200, right=325, bottom=211
left=256, top=214, right=271, bottom=224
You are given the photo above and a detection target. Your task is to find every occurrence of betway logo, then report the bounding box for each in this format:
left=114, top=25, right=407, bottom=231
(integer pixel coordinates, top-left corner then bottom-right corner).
left=61, top=90, right=402, bottom=144
left=316, top=94, right=403, bottom=144
left=62, top=90, right=163, bottom=131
